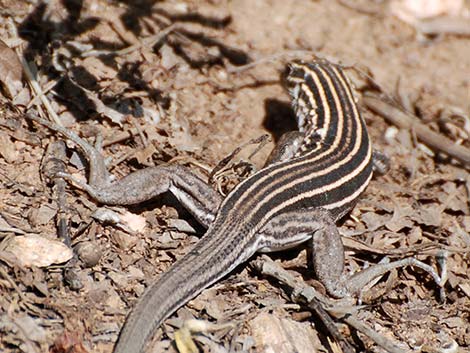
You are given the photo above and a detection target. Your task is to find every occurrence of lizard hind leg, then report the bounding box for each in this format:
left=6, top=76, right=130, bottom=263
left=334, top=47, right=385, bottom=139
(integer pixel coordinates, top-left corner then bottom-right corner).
left=257, top=207, right=443, bottom=299
left=257, top=208, right=351, bottom=297
left=312, top=220, right=443, bottom=299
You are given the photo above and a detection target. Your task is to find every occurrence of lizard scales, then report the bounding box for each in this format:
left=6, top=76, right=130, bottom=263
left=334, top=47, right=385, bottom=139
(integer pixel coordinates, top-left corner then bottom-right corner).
left=114, top=60, right=373, bottom=352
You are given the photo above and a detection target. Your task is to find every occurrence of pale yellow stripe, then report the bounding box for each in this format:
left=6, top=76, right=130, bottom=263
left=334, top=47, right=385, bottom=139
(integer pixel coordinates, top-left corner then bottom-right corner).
left=226, top=63, right=345, bottom=211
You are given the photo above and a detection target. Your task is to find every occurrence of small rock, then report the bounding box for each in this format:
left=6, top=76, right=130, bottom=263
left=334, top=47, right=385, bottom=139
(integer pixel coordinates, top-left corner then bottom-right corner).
left=166, top=218, right=196, bottom=233
left=160, top=44, right=180, bottom=70
left=4, top=234, right=73, bottom=267
left=75, top=241, right=102, bottom=267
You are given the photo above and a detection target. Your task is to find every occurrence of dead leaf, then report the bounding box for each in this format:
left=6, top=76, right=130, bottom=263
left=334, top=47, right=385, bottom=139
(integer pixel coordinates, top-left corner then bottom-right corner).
left=82, top=56, right=117, bottom=81
left=463, top=216, right=470, bottom=232
left=50, top=331, right=89, bottom=353
left=0, top=213, right=25, bottom=234
left=0, top=39, right=23, bottom=99
left=111, top=229, right=138, bottom=250
left=250, top=312, right=322, bottom=353
left=362, top=211, right=389, bottom=231
left=458, top=281, right=470, bottom=298
left=160, top=44, right=180, bottom=70
left=439, top=182, right=468, bottom=213
left=92, top=207, right=146, bottom=233
left=412, top=205, right=442, bottom=227
left=385, top=205, right=414, bottom=232
left=118, top=210, right=147, bottom=233
left=134, top=143, right=157, bottom=165
left=166, top=218, right=196, bottom=234
left=28, top=203, right=58, bottom=226
left=66, top=79, right=125, bottom=125
left=14, top=315, right=47, bottom=344
left=0, top=131, right=18, bottom=163
left=83, top=85, right=126, bottom=125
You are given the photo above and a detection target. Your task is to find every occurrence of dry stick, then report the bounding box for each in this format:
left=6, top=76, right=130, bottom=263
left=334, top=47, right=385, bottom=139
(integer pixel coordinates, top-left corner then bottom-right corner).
left=336, top=0, right=383, bottom=16
left=252, top=255, right=411, bottom=353
left=416, top=16, right=470, bottom=36
left=101, top=128, right=139, bottom=147
left=306, top=297, right=356, bottom=353
left=20, top=57, right=63, bottom=127
left=43, top=141, right=71, bottom=246
left=82, top=24, right=176, bottom=57
left=363, top=93, right=470, bottom=167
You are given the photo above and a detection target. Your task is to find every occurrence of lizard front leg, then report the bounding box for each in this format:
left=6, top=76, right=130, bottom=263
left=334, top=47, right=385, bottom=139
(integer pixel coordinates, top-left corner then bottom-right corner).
left=257, top=208, right=442, bottom=299
left=27, top=114, right=222, bottom=228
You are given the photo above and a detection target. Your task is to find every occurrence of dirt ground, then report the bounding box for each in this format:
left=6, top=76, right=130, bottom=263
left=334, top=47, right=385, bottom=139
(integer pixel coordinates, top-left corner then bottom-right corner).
left=1, top=0, right=470, bottom=352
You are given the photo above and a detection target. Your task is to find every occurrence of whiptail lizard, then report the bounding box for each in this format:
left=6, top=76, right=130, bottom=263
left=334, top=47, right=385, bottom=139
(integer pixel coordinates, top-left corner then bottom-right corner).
left=27, top=59, right=442, bottom=352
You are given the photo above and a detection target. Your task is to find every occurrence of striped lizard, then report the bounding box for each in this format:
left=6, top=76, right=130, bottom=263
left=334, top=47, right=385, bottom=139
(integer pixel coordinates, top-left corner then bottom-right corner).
left=27, top=59, right=442, bottom=352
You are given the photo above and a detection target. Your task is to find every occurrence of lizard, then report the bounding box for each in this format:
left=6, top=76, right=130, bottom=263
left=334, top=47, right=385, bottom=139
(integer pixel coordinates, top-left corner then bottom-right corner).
left=27, top=59, right=442, bottom=352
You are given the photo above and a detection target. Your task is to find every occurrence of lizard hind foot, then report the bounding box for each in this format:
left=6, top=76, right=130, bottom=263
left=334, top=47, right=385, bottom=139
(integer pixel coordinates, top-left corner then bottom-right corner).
left=342, top=256, right=445, bottom=301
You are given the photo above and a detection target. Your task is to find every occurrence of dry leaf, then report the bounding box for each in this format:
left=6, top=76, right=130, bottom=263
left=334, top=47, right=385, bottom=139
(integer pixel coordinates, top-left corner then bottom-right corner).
left=81, top=84, right=125, bottom=125
left=50, top=331, right=89, bottom=353
left=385, top=205, right=414, bottom=232
left=28, top=203, right=58, bottom=226
left=134, top=143, right=157, bottom=165
left=111, top=229, right=138, bottom=250
left=119, top=211, right=147, bottom=233
left=412, top=205, right=442, bottom=227
left=362, top=211, right=389, bottom=231
left=0, top=131, right=18, bottom=163
left=0, top=39, right=23, bottom=99
left=14, top=315, right=47, bottom=343
left=250, top=312, right=322, bottom=353
left=0, top=213, right=25, bottom=234
left=166, top=218, right=196, bottom=233
left=92, top=208, right=146, bottom=233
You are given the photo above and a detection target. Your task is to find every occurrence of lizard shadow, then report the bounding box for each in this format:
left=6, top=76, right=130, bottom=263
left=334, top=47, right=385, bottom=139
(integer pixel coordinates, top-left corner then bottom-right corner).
left=262, top=98, right=298, bottom=143
left=127, top=192, right=206, bottom=235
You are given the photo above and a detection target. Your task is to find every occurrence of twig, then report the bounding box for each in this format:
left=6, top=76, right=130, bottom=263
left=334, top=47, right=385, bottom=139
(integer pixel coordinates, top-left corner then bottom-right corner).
left=81, top=24, right=177, bottom=57
left=336, top=0, right=383, bottom=16
left=363, top=93, right=470, bottom=166
left=20, top=57, right=62, bottom=127
left=416, top=16, right=470, bottom=36
left=306, top=296, right=356, bottom=353
left=0, top=266, right=28, bottom=302
left=43, top=141, right=71, bottom=247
